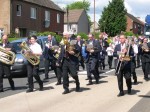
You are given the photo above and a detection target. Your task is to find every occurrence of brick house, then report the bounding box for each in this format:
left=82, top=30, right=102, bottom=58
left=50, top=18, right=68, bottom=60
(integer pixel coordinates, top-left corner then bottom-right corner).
left=126, top=13, right=144, bottom=35
left=0, top=0, right=64, bottom=37
left=64, top=9, right=90, bottom=34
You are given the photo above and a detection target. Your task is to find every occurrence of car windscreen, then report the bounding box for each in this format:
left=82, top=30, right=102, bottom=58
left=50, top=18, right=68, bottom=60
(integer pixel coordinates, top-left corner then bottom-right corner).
left=12, top=42, right=22, bottom=53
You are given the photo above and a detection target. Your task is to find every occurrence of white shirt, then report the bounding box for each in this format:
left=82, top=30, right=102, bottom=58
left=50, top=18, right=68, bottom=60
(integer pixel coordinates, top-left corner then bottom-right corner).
left=121, top=43, right=126, bottom=52
left=132, top=44, right=138, bottom=56
left=30, top=43, right=42, bottom=54
left=106, top=47, right=114, bottom=56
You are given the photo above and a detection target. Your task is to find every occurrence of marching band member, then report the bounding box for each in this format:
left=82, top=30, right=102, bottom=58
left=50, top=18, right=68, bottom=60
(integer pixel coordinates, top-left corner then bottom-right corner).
left=113, top=34, right=134, bottom=96
left=43, top=34, right=58, bottom=80
left=76, top=35, right=85, bottom=70
left=131, top=38, right=138, bottom=84
left=139, top=38, right=150, bottom=81
left=57, top=32, right=80, bottom=94
left=0, top=35, right=16, bottom=92
left=85, top=34, right=101, bottom=85
left=26, top=35, right=43, bottom=93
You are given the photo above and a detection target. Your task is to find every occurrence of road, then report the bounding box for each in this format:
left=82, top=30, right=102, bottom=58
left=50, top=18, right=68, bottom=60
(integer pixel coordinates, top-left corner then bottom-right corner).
left=1, top=61, right=150, bottom=112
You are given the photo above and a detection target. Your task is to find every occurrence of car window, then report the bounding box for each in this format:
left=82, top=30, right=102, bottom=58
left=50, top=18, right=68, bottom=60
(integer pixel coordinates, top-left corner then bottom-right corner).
left=12, top=42, right=22, bottom=53
left=43, top=38, right=48, bottom=44
left=37, top=39, right=43, bottom=50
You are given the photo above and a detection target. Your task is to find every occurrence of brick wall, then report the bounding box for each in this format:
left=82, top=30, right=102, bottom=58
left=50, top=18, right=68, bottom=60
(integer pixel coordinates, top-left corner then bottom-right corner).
left=0, top=0, right=11, bottom=34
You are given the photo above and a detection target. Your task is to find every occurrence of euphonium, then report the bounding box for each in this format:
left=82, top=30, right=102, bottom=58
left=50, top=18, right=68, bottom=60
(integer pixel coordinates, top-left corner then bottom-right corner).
left=0, top=46, right=16, bottom=65
left=20, top=41, right=40, bottom=66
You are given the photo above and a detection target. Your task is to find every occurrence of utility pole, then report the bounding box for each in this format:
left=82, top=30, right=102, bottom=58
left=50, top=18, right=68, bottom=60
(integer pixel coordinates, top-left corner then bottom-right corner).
left=94, top=0, right=95, bottom=37
left=67, top=7, right=69, bottom=32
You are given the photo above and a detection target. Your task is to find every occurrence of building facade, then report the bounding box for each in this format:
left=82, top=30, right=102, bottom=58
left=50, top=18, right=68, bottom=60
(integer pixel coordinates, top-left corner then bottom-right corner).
left=0, top=0, right=64, bottom=37
left=126, top=13, right=144, bottom=35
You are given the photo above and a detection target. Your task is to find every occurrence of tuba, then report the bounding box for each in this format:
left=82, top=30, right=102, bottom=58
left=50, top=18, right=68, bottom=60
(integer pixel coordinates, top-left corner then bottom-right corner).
left=0, top=46, right=16, bottom=65
left=20, top=41, right=40, bottom=66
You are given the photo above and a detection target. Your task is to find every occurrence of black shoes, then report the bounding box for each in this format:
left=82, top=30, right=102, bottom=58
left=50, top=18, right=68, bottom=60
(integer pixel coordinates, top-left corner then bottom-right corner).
left=62, top=89, right=70, bottom=94
left=76, top=86, right=81, bottom=92
left=96, top=80, right=99, bottom=84
left=134, top=79, right=137, bottom=84
left=86, top=81, right=93, bottom=85
left=43, top=77, right=49, bottom=80
left=11, top=86, right=15, bottom=90
left=128, top=88, right=131, bottom=94
left=55, top=82, right=62, bottom=85
left=39, top=82, right=43, bottom=91
left=26, top=89, right=33, bottom=93
left=117, top=91, right=124, bottom=97
left=144, top=77, right=149, bottom=81
left=0, top=89, right=4, bottom=92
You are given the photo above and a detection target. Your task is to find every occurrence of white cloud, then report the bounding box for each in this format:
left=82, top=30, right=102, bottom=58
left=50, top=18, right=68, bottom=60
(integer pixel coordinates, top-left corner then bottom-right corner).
left=52, top=0, right=149, bottom=23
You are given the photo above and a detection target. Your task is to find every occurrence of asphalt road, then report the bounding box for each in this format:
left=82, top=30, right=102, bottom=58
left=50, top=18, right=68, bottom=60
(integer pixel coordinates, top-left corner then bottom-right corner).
left=0, top=59, right=144, bottom=99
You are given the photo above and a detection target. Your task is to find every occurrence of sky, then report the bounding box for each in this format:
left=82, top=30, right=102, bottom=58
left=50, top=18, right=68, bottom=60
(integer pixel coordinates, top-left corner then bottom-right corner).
left=52, top=0, right=150, bottom=23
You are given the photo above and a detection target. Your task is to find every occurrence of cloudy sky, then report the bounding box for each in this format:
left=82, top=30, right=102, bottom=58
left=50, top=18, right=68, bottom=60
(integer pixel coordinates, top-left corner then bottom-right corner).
left=52, top=0, right=150, bottom=22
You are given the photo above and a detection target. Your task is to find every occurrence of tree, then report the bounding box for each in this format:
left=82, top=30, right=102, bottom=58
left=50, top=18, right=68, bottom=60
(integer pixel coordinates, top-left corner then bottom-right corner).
left=99, top=0, right=127, bottom=36
left=66, top=0, right=91, bottom=25
left=67, top=0, right=90, bottom=13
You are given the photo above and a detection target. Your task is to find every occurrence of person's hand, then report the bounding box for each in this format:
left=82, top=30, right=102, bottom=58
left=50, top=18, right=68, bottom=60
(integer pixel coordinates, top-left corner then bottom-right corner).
left=69, top=51, right=75, bottom=55
left=56, top=62, right=59, bottom=66
left=90, top=49, right=94, bottom=53
left=5, top=48, right=11, bottom=51
left=122, top=48, right=127, bottom=53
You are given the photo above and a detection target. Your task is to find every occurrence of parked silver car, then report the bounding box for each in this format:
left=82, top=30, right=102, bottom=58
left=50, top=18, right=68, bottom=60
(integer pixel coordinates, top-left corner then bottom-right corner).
left=10, top=36, right=49, bottom=76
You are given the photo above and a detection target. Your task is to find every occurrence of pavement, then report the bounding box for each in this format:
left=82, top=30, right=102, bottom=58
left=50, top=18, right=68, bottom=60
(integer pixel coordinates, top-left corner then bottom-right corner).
left=1, top=68, right=150, bottom=112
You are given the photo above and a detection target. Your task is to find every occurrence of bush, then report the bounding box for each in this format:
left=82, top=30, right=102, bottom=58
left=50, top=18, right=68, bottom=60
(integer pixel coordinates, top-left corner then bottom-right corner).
left=76, top=32, right=88, bottom=40
left=36, top=31, right=62, bottom=43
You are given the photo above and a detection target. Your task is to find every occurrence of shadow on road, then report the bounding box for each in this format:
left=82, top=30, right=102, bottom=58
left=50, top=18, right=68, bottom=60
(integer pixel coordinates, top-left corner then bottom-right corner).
left=124, top=89, right=140, bottom=95
left=70, top=87, right=91, bottom=93
left=138, top=95, right=150, bottom=98
left=4, top=86, right=27, bottom=91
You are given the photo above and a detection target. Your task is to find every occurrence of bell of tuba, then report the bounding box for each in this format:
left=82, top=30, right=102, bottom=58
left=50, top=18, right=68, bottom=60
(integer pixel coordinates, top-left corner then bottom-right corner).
left=20, top=41, right=40, bottom=66
left=0, top=46, right=16, bottom=65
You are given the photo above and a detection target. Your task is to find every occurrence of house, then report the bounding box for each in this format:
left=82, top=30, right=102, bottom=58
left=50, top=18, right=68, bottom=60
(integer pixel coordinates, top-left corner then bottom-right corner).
left=126, top=13, right=144, bottom=35
left=64, top=9, right=89, bottom=34
left=0, top=0, right=64, bottom=37
left=90, top=21, right=100, bottom=33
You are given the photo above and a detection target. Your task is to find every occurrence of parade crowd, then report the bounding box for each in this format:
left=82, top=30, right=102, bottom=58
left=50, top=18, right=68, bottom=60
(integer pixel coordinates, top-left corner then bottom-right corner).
left=0, top=32, right=150, bottom=97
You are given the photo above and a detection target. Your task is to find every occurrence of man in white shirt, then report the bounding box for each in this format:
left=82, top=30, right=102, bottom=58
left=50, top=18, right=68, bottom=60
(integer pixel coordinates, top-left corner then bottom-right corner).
left=106, top=43, right=114, bottom=69
left=26, top=35, right=43, bottom=93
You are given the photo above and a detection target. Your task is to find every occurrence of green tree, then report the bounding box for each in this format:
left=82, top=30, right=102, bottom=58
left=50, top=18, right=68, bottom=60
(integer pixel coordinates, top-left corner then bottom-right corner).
left=99, top=0, right=127, bottom=36
left=67, top=0, right=90, bottom=13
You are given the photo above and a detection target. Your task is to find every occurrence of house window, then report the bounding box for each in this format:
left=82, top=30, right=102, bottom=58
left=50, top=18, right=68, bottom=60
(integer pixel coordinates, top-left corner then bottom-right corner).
left=134, top=24, right=136, bottom=29
left=45, top=11, right=50, bottom=28
left=30, top=7, right=37, bottom=19
left=57, top=13, right=60, bottom=23
left=16, top=5, right=21, bottom=16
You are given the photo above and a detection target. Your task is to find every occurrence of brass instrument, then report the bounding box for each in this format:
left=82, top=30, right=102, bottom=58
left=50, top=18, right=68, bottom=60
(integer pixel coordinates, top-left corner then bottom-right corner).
left=53, top=46, right=61, bottom=59
left=20, top=41, right=40, bottom=66
left=63, top=38, right=80, bottom=57
left=0, top=46, right=16, bottom=65
left=115, top=39, right=131, bottom=75
left=142, top=43, right=150, bottom=52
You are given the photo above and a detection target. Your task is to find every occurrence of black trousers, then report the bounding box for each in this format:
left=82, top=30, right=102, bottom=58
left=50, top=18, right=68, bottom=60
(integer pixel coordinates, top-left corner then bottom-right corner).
left=99, top=59, right=105, bottom=70
left=117, top=64, right=132, bottom=92
left=137, top=54, right=141, bottom=67
left=56, top=66, right=62, bottom=83
left=86, top=58, right=99, bottom=82
left=131, top=58, right=137, bottom=80
left=0, top=63, right=14, bottom=91
left=27, top=63, right=42, bottom=90
left=142, top=62, right=150, bottom=78
left=108, top=56, right=113, bottom=68
left=44, top=58, right=57, bottom=78
left=78, top=55, right=85, bottom=70
left=62, top=58, right=80, bottom=90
